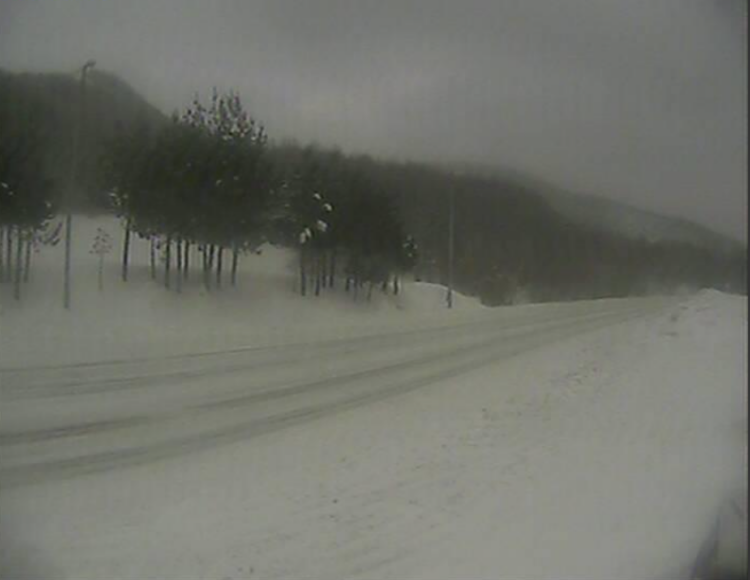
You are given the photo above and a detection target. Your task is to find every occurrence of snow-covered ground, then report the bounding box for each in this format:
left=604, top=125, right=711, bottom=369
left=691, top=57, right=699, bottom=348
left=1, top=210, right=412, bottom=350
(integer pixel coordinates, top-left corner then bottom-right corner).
left=0, top=215, right=487, bottom=368
left=0, top=215, right=746, bottom=579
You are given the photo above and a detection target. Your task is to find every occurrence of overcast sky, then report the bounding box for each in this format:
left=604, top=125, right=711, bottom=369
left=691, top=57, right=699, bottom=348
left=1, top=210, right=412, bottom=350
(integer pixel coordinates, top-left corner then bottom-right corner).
left=1, top=0, right=746, bottom=241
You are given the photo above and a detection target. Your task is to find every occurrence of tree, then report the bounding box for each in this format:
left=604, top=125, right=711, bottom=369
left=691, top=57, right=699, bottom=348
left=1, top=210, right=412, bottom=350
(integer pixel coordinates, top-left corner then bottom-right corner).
left=268, top=148, right=337, bottom=296
left=98, top=90, right=272, bottom=292
left=177, top=91, right=271, bottom=290
left=99, top=119, right=155, bottom=282
left=0, top=86, right=57, bottom=299
left=90, top=227, right=113, bottom=291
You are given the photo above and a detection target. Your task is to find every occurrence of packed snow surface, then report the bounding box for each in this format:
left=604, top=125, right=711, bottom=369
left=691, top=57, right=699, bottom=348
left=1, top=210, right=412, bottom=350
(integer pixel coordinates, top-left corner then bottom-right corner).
left=0, top=216, right=746, bottom=579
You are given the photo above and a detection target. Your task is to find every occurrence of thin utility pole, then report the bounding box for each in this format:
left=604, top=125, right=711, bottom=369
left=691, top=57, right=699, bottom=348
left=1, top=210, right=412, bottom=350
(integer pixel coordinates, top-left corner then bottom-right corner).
left=63, top=59, right=96, bottom=310
left=447, top=188, right=455, bottom=309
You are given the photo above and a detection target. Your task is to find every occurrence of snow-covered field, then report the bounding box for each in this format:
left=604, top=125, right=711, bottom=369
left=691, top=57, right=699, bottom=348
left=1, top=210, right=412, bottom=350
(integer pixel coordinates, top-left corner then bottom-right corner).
left=0, top=215, right=746, bottom=579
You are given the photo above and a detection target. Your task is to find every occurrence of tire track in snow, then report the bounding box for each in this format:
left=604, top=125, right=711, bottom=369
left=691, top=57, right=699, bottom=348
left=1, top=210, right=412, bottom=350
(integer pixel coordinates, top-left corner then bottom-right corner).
left=0, top=300, right=621, bottom=398
left=0, top=301, right=665, bottom=488
left=0, top=311, right=505, bottom=374
left=0, top=302, right=653, bottom=444
left=1, top=302, right=652, bottom=445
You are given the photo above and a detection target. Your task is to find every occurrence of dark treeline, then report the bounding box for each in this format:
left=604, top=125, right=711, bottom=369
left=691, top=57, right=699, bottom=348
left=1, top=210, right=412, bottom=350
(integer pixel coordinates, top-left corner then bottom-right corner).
left=0, top=71, right=61, bottom=300
left=267, top=144, right=417, bottom=298
left=99, top=91, right=273, bottom=292
left=371, top=164, right=747, bottom=303
left=260, top=148, right=746, bottom=304
left=95, top=92, right=418, bottom=297
left=0, top=68, right=745, bottom=304
left=0, top=68, right=164, bottom=209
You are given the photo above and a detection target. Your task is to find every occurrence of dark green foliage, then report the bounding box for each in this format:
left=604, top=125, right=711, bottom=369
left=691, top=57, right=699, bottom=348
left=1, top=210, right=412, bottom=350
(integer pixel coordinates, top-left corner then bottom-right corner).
left=270, top=144, right=746, bottom=303
left=0, top=73, right=58, bottom=297
left=267, top=145, right=416, bottom=297
left=0, top=81, right=57, bottom=231
left=2, top=68, right=744, bottom=303
left=99, top=90, right=271, bottom=290
left=0, top=68, right=165, bottom=210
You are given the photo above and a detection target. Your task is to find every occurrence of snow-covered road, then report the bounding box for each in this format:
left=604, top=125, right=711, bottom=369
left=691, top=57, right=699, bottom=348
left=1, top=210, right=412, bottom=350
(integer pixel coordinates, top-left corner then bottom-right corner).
left=0, top=292, right=745, bottom=580
left=0, top=297, right=666, bottom=487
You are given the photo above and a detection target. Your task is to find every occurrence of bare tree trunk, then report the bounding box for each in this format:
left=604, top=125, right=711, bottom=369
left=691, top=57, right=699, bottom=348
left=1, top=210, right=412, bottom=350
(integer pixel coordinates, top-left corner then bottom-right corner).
left=0, top=227, right=5, bottom=283
left=320, top=254, right=328, bottom=290
left=381, top=278, right=388, bottom=293
left=150, top=236, right=157, bottom=280
left=23, top=231, right=32, bottom=283
left=208, top=244, right=215, bottom=270
left=121, top=218, right=131, bottom=282
left=175, top=238, right=182, bottom=294
left=164, top=235, right=171, bottom=289
left=329, top=250, right=336, bottom=288
left=300, top=247, right=307, bottom=296
left=183, top=240, right=190, bottom=280
left=62, top=213, right=73, bottom=309
left=231, top=244, right=239, bottom=287
left=216, top=246, right=223, bottom=289
left=201, top=244, right=211, bottom=290
left=13, top=228, right=22, bottom=300
left=98, top=254, right=104, bottom=292
left=367, top=281, right=374, bottom=301
left=6, top=227, right=13, bottom=284
left=203, top=244, right=212, bottom=291
left=200, top=245, right=205, bottom=283
left=393, top=275, right=399, bottom=295
left=314, top=255, right=321, bottom=296
left=345, top=276, right=351, bottom=293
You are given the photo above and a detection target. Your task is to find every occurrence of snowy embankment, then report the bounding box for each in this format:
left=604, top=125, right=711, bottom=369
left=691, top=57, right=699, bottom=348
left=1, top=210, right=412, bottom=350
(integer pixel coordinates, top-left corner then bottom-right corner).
left=0, top=215, right=483, bottom=368
left=0, top=215, right=746, bottom=580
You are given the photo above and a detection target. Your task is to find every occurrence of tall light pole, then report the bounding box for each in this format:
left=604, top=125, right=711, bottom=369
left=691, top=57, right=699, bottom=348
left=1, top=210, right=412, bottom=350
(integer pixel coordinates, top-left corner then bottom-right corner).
left=63, top=59, right=96, bottom=310
left=446, top=187, right=455, bottom=309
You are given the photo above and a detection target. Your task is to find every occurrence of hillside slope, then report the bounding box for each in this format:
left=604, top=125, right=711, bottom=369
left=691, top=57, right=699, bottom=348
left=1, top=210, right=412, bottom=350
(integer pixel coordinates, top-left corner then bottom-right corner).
left=1, top=69, right=745, bottom=305
left=541, top=188, right=743, bottom=253
left=0, top=68, right=166, bottom=207
left=445, top=163, right=744, bottom=251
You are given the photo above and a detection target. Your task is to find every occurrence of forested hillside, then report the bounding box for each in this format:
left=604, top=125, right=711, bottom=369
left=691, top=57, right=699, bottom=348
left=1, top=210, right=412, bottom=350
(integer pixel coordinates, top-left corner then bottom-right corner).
left=0, top=68, right=165, bottom=208
left=1, top=69, right=745, bottom=305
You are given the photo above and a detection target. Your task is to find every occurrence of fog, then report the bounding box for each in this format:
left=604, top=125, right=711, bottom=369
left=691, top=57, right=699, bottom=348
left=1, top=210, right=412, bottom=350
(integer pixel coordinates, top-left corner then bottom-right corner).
left=0, top=0, right=746, bottom=241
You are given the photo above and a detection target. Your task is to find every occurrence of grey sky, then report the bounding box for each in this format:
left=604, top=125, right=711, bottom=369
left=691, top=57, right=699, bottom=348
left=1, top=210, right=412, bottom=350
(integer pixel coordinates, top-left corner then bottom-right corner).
left=1, top=0, right=746, bottom=241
